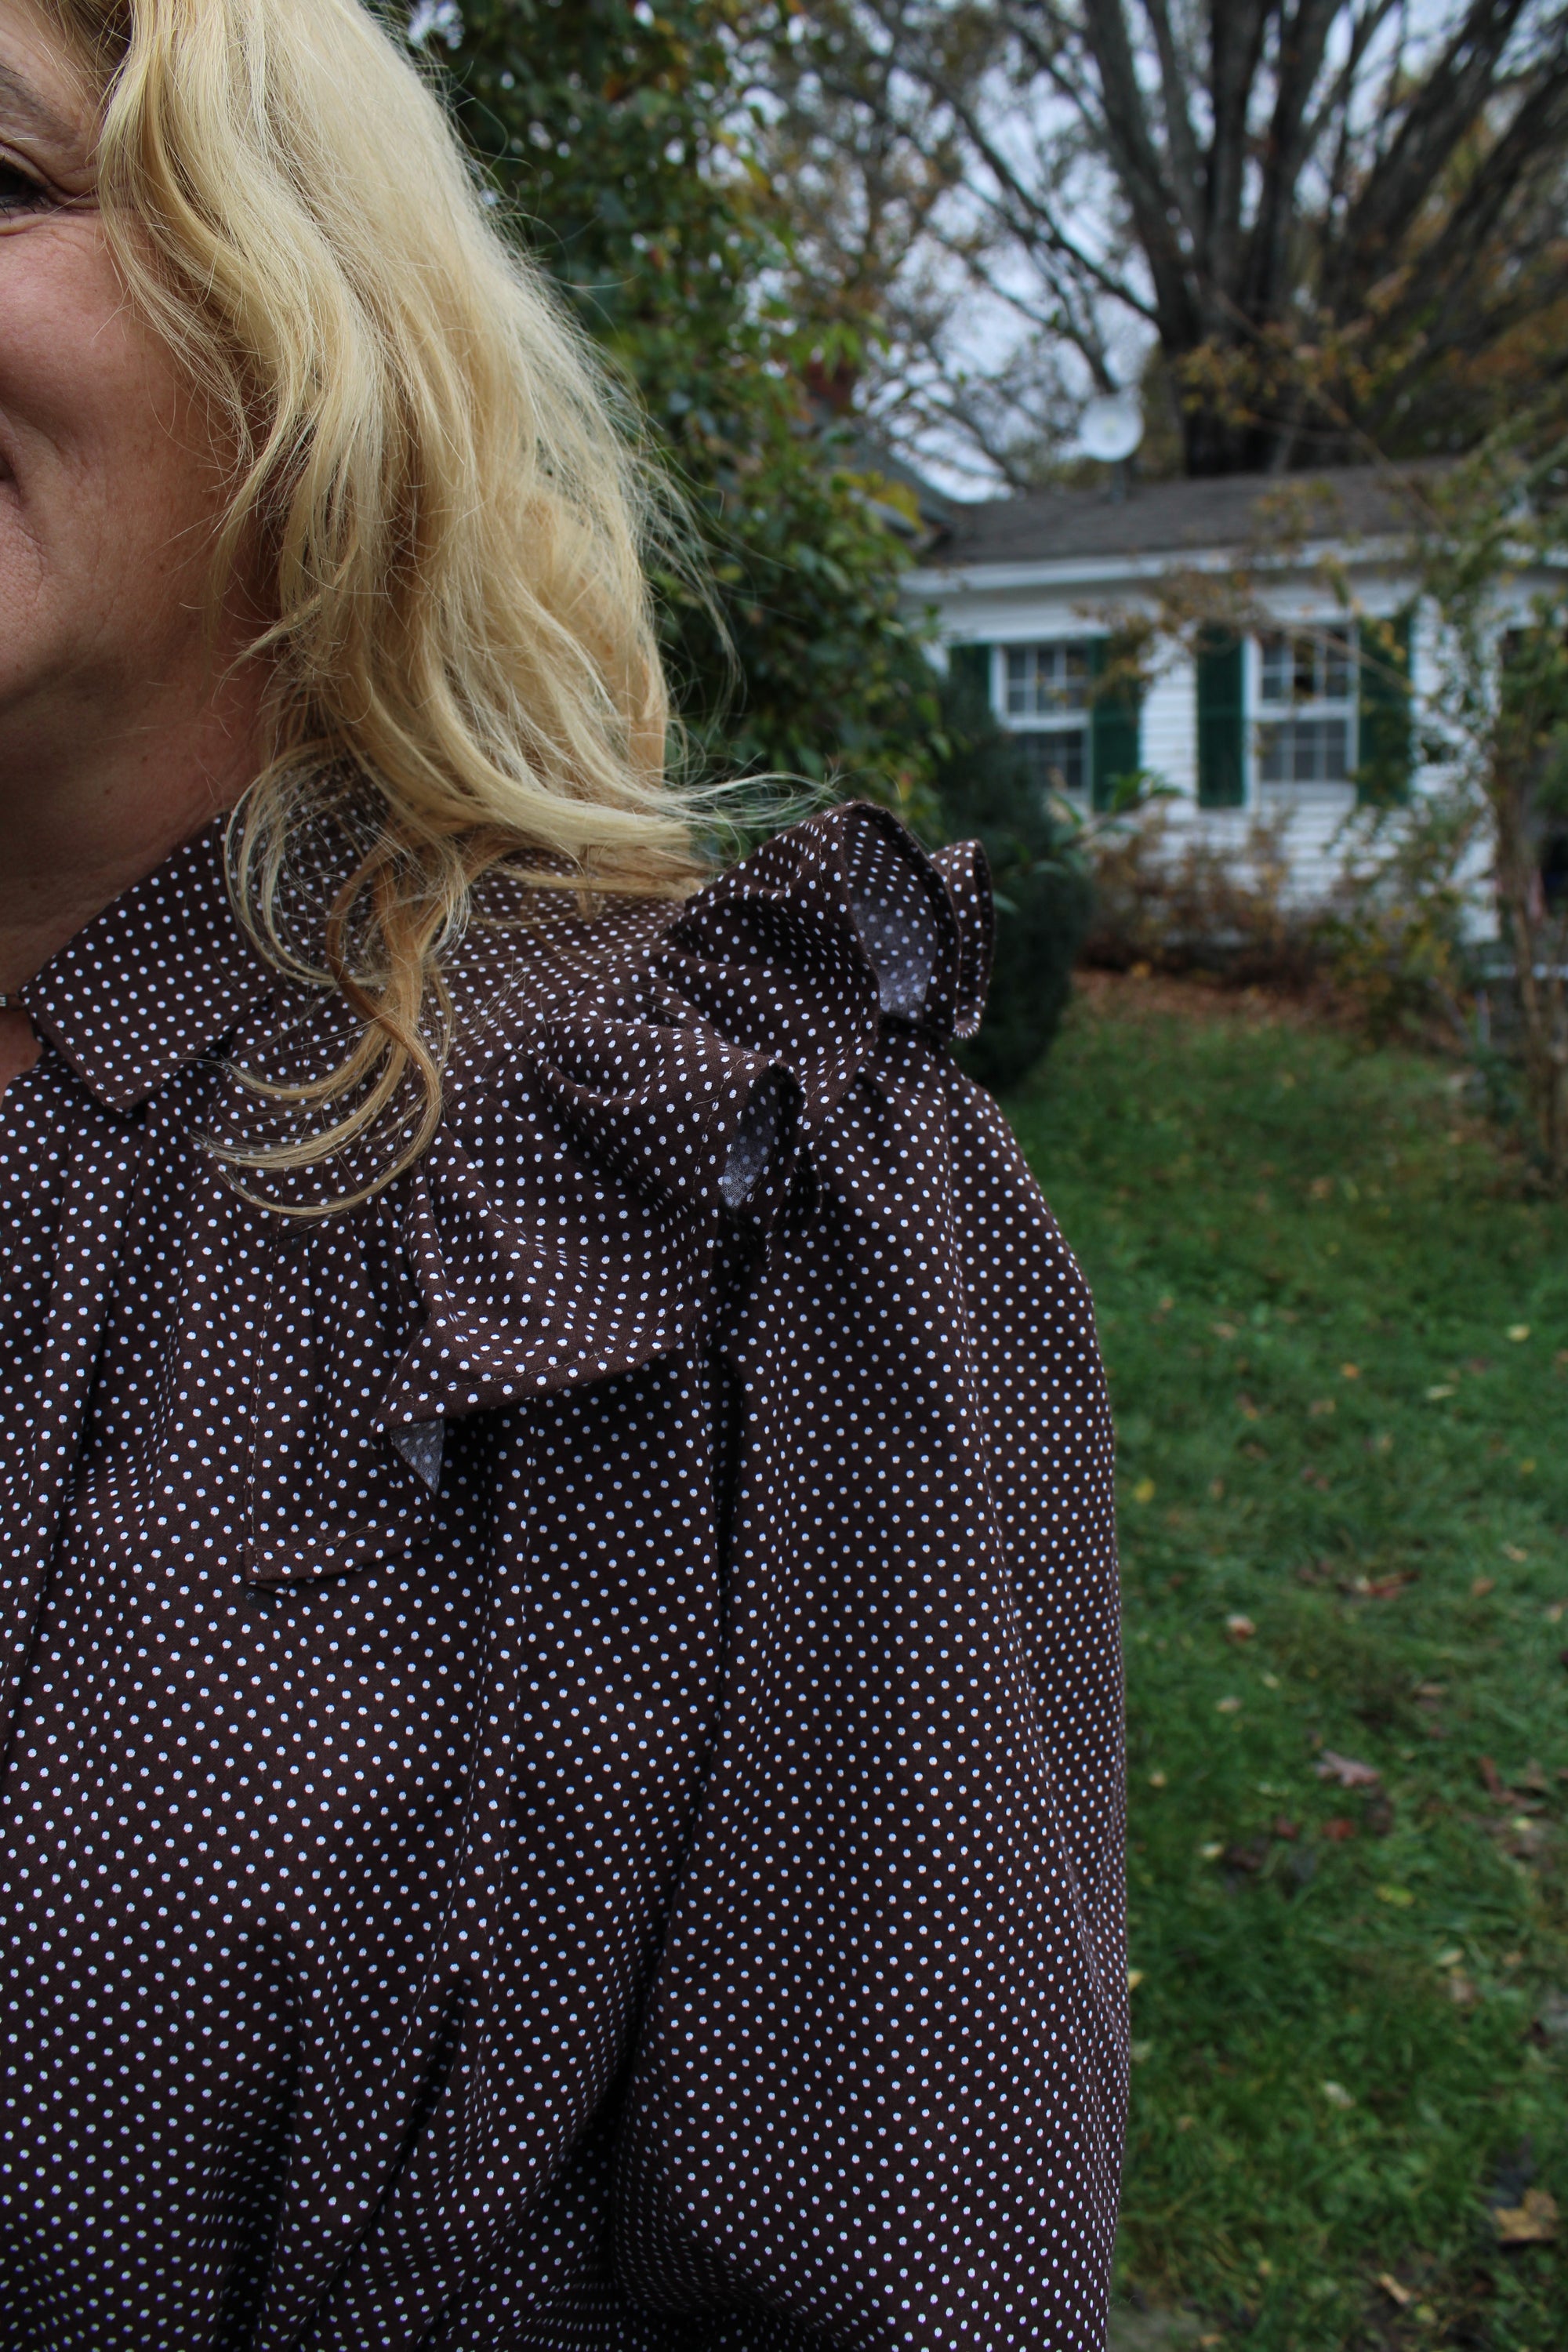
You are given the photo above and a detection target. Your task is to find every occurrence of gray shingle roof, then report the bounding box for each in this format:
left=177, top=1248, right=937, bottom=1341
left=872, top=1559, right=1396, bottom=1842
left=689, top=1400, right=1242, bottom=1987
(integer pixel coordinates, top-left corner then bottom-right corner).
left=927, top=465, right=1436, bottom=569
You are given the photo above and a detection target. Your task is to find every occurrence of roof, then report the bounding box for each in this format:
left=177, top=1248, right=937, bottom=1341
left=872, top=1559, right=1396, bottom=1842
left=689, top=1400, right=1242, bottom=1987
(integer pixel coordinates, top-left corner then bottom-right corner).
left=926, top=464, right=1437, bottom=571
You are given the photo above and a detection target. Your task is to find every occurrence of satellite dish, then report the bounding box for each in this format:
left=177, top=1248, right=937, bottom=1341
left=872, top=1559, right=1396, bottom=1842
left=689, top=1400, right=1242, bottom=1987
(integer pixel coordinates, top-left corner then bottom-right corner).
left=1080, top=394, right=1145, bottom=465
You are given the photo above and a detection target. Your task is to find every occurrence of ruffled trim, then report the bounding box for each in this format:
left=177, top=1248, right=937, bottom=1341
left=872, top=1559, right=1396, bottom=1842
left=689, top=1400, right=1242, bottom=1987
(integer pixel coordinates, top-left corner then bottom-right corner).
left=373, top=803, right=993, bottom=1433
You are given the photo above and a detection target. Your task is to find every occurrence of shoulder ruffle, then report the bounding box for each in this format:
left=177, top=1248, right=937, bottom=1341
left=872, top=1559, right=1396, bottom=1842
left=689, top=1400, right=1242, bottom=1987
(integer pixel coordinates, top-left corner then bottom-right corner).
left=376, top=802, right=993, bottom=1440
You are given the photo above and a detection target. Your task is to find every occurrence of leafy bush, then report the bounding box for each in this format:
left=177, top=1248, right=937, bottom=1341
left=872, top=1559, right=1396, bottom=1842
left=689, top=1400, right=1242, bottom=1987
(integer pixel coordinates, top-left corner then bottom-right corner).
left=429, top=0, right=938, bottom=804
left=935, top=654, right=1092, bottom=1093
left=1081, top=807, right=1323, bottom=991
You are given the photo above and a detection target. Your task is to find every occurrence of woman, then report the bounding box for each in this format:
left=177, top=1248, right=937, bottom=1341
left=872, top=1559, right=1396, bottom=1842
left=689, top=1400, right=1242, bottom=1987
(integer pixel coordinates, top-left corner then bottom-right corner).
left=0, top=0, right=1127, bottom=2345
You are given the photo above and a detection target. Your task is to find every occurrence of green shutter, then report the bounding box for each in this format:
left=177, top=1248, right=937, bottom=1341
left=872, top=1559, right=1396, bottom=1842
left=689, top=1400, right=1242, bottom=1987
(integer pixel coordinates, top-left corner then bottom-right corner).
left=1088, top=638, right=1142, bottom=813
left=947, top=642, right=995, bottom=716
left=1356, top=612, right=1414, bottom=807
left=1196, top=627, right=1246, bottom=808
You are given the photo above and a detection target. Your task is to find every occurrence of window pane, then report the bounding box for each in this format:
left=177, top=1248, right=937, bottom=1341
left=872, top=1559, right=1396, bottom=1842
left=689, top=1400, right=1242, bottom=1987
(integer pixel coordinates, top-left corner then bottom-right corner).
left=1004, top=641, right=1090, bottom=717
left=1322, top=628, right=1352, bottom=699
left=1018, top=727, right=1087, bottom=796
left=1258, top=715, right=1354, bottom=786
left=1259, top=633, right=1289, bottom=703
left=1320, top=717, right=1350, bottom=780
left=1057, top=644, right=1089, bottom=710
left=1258, top=723, right=1288, bottom=782
left=1292, top=636, right=1317, bottom=701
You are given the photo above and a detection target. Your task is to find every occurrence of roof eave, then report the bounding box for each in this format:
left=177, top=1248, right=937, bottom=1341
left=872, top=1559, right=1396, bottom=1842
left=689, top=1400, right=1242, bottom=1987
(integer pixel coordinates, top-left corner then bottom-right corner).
left=902, top=532, right=1422, bottom=599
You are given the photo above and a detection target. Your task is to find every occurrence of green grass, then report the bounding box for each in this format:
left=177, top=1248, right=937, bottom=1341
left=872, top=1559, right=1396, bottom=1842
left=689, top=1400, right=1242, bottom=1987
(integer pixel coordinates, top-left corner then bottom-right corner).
left=1007, top=985, right=1568, bottom=2352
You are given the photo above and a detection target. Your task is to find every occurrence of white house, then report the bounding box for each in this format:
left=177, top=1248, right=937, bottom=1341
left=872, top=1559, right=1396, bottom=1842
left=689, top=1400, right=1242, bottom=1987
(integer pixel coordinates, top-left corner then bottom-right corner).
left=902, top=465, right=1531, bottom=907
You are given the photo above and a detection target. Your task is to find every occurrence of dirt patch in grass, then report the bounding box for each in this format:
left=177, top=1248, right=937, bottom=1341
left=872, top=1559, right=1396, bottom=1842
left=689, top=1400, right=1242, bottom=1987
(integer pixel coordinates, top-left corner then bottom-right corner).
left=1074, top=964, right=1345, bottom=1032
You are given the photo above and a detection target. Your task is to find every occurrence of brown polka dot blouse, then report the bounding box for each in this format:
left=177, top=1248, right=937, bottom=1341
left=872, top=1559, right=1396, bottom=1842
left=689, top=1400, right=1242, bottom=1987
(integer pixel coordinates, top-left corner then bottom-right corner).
left=0, top=800, right=1126, bottom=2350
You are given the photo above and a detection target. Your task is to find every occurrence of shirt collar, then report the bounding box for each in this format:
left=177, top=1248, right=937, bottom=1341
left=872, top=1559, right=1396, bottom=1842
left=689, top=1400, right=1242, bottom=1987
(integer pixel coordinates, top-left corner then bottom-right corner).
left=23, top=822, right=274, bottom=1112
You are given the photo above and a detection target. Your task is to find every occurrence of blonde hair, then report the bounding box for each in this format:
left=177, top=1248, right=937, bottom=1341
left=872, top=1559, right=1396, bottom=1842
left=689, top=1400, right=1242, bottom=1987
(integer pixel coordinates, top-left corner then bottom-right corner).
left=43, top=0, right=707, bottom=1201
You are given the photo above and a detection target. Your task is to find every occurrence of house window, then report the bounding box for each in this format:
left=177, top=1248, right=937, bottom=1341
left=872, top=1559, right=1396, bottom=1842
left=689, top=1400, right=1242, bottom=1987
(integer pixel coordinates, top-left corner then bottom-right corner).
left=1005, top=641, right=1090, bottom=718
left=1000, top=642, right=1091, bottom=797
left=1256, top=626, right=1356, bottom=786
left=1014, top=728, right=1088, bottom=797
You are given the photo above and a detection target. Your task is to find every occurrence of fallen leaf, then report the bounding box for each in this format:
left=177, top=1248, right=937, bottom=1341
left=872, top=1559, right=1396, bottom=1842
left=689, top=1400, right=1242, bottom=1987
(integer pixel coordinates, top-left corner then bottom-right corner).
left=1308, top=1397, right=1336, bottom=1417
left=1434, top=1947, right=1464, bottom=1968
left=1270, top=1815, right=1300, bottom=1840
left=1130, top=2038, right=1154, bottom=2063
left=1213, top=1321, right=1237, bottom=1340
left=1321, top=2079, right=1355, bottom=2107
left=1521, top=1759, right=1548, bottom=1794
left=1345, top=1571, right=1415, bottom=1599
left=1174, top=2112, right=1195, bottom=2132
left=1131, top=1476, right=1156, bottom=1504
left=1315, top=1750, right=1381, bottom=1788
left=1414, top=1682, right=1446, bottom=1701
left=1426, top=1383, right=1456, bottom=1401
left=1495, top=2187, right=1557, bottom=2244
left=1545, top=1602, right=1566, bottom=1624
left=1321, top=1817, right=1357, bottom=1842
left=1216, top=1695, right=1243, bottom=1714
left=1449, top=1973, right=1478, bottom=2006
left=1508, top=1323, right=1531, bottom=1343
left=1502, top=1543, right=1529, bottom=1563
left=1225, top=1613, right=1256, bottom=1642
left=1377, top=2274, right=1414, bottom=2308
left=1147, top=1769, right=1167, bottom=1789
left=1341, top=1362, right=1360, bottom=1380
left=1199, top=1840, right=1224, bottom=1860
left=1127, top=1968, right=1144, bottom=1991
left=1208, top=1475, right=1225, bottom=1500
left=1376, top=1882, right=1415, bottom=1907
left=1261, top=1670, right=1281, bottom=1688
left=1479, top=1755, right=1509, bottom=1802
left=1236, top=1392, right=1261, bottom=1421
left=1520, top=1458, right=1537, bottom=1474
left=1472, top=1574, right=1496, bottom=1598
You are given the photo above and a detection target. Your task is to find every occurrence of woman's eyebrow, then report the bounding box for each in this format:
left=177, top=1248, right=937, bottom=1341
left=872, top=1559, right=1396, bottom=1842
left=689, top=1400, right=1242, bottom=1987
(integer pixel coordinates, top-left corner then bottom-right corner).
left=0, top=58, right=74, bottom=147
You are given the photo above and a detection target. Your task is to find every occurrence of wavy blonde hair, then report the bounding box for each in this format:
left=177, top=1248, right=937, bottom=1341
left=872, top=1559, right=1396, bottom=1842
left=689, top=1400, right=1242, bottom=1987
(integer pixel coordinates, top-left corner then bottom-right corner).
left=43, top=0, right=706, bottom=1200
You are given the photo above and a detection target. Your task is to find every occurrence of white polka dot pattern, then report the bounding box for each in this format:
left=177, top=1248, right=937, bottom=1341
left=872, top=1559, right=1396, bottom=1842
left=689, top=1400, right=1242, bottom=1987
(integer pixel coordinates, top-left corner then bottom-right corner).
left=0, top=801, right=1125, bottom=2350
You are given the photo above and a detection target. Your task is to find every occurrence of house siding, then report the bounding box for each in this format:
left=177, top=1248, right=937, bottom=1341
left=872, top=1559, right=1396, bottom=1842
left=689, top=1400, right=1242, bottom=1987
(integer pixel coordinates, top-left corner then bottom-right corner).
left=903, top=547, right=1497, bottom=913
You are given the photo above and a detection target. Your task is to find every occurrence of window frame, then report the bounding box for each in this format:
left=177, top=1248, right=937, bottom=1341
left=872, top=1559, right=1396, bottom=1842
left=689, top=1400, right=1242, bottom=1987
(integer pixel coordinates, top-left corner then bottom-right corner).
left=1250, top=622, right=1359, bottom=794
left=991, top=639, right=1094, bottom=801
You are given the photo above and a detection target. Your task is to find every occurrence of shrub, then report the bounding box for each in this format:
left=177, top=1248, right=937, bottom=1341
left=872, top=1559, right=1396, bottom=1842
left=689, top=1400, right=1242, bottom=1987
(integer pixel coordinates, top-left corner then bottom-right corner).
left=935, top=658, right=1093, bottom=1094
left=1081, top=807, right=1322, bottom=991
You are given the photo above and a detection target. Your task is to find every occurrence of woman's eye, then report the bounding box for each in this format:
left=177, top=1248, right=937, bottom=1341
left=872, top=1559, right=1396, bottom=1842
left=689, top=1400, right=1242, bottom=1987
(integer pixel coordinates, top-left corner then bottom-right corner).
left=0, top=160, right=52, bottom=219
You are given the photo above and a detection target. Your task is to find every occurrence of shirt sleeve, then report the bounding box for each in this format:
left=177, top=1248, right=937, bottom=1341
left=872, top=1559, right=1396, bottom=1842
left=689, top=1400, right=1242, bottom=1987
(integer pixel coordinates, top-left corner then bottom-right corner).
left=614, top=1014, right=1127, bottom=2352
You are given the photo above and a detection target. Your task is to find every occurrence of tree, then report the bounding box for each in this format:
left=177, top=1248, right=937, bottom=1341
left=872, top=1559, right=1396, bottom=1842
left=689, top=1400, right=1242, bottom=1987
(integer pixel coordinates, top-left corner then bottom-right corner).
left=766, top=0, right=1568, bottom=480
left=1413, top=439, right=1568, bottom=1183
left=412, top=0, right=939, bottom=801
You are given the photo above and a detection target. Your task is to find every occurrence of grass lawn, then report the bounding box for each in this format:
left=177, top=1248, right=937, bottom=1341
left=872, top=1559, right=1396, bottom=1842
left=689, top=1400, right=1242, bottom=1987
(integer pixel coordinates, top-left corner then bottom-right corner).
left=1007, top=978, right=1568, bottom=2352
